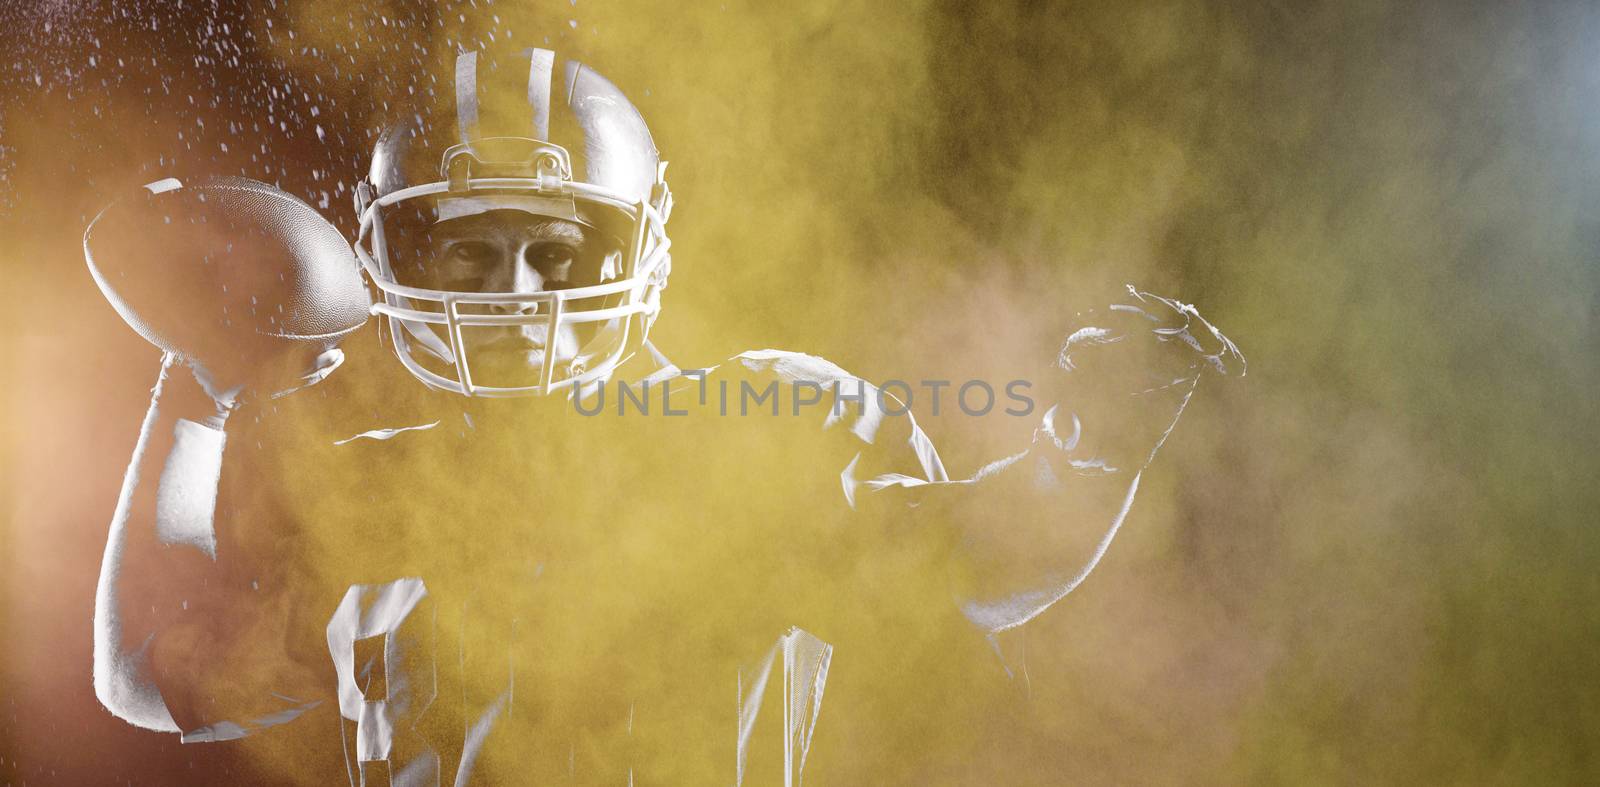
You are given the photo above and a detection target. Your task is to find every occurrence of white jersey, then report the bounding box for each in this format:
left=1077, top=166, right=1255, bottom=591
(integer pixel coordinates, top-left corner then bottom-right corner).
left=244, top=349, right=961, bottom=784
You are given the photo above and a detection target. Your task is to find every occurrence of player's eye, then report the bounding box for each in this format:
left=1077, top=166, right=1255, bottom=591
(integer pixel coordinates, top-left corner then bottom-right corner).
left=447, top=241, right=494, bottom=265
left=525, top=243, right=576, bottom=271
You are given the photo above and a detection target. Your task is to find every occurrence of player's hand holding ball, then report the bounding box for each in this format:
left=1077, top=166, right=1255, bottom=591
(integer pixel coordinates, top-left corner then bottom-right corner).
left=84, top=176, right=370, bottom=424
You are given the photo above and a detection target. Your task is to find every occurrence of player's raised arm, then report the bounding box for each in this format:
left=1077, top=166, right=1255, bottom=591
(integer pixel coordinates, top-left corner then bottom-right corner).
left=85, top=176, right=366, bottom=739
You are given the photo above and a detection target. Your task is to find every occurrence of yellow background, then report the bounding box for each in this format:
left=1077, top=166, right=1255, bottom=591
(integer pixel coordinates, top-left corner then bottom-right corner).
left=3, top=0, right=1599, bottom=783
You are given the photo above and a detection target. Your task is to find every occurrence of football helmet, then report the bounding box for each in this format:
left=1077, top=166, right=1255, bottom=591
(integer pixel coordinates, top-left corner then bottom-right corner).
left=354, top=48, right=673, bottom=396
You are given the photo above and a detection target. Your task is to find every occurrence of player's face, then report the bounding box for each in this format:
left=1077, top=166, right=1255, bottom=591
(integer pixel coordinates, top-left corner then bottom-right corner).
left=421, top=210, right=617, bottom=386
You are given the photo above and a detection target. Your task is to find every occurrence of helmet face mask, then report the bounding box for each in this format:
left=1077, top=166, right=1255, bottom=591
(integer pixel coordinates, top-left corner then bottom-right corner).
left=355, top=49, right=673, bottom=397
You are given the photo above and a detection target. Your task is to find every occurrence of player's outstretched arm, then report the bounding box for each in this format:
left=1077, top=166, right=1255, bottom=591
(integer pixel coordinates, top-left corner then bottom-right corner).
left=716, top=288, right=1240, bottom=635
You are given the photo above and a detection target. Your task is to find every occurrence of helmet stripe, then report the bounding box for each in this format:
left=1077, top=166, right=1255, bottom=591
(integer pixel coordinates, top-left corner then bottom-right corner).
left=454, top=51, right=480, bottom=145
left=528, top=48, right=555, bottom=141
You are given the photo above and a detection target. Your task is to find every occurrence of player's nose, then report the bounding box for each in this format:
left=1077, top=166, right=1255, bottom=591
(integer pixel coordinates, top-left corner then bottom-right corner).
left=487, top=252, right=545, bottom=315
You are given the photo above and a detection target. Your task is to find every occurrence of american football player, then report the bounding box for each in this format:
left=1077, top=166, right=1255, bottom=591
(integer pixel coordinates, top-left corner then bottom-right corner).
left=89, top=47, right=1243, bottom=785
